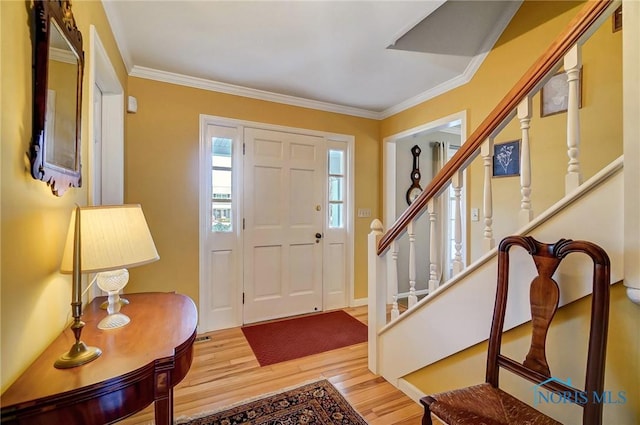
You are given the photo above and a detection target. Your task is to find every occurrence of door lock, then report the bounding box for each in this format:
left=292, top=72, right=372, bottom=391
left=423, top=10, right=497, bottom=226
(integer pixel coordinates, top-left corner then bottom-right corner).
left=315, top=233, right=322, bottom=243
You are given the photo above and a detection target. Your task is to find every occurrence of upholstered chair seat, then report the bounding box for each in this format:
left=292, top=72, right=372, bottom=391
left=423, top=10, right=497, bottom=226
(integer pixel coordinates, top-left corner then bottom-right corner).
left=425, top=383, right=561, bottom=425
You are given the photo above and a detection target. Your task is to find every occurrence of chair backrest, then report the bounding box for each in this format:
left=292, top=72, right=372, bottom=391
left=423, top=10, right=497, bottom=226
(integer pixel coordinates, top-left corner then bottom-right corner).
left=486, top=236, right=610, bottom=425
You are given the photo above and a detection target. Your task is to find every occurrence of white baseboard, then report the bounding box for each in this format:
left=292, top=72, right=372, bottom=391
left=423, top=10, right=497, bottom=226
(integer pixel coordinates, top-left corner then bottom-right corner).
left=351, top=297, right=368, bottom=307
left=398, top=378, right=426, bottom=404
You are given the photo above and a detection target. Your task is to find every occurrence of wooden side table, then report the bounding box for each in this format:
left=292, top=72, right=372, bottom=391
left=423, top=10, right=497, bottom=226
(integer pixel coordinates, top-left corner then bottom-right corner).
left=1, top=292, right=198, bottom=425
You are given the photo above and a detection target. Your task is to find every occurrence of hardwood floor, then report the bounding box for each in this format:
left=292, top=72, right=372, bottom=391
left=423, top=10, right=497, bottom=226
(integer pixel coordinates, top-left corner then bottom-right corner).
left=116, top=306, right=424, bottom=424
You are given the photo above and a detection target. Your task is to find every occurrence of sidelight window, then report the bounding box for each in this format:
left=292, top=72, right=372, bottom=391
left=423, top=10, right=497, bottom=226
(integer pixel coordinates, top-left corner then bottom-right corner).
left=212, top=137, right=232, bottom=232
left=328, top=149, right=345, bottom=228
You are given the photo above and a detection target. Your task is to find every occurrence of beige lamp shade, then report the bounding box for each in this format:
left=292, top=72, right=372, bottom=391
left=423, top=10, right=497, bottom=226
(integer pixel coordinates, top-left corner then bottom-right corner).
left=60, top=205, right=159, bottom=274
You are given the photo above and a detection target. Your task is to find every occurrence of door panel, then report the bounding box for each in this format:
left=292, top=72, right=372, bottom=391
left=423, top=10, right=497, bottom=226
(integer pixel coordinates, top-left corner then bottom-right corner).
left=253, top=245, right=282, bottom=299
left=290, top=243, right=316, bottom=294
left=209, top=250, right=234, bottom=309
left=254, top=166, right=282, bottom=225
left=243, top=128, right=324, bottom=324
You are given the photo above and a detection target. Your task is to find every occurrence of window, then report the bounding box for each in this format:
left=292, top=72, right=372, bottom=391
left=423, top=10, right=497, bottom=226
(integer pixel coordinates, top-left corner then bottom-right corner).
left=212, top=137, right=232, bottom=232
left=328, top=149, right=345, bottom=228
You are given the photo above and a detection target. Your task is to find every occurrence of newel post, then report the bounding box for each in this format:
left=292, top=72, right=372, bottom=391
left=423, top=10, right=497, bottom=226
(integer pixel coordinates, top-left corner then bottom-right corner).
left=368, top=219, right=386, bottom=373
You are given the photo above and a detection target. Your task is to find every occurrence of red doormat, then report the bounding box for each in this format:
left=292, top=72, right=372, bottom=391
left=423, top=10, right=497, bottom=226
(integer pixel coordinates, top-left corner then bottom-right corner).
left=241, top=310, right=368, bottom=366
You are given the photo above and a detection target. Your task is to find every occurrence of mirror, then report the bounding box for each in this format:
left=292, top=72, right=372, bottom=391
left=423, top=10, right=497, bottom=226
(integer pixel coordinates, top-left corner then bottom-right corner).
left=31, top=0, right=84, bottom=196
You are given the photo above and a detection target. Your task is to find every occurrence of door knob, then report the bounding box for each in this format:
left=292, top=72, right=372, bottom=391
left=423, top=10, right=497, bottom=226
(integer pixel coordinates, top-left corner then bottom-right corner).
left=315, top=233, right=322, bottom=239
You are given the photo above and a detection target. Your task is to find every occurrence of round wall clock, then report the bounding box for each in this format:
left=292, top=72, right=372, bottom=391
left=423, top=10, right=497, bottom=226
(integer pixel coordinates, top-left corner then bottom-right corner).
left=406, top=145, right=422, bottom=205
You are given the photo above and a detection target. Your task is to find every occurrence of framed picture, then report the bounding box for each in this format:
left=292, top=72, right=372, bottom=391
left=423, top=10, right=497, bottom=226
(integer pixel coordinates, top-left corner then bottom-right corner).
left=540, top=69, right=582, bottom=117
left=613, top=5, right=622, bottom=33
left=493, top=140, right=520, bottom=178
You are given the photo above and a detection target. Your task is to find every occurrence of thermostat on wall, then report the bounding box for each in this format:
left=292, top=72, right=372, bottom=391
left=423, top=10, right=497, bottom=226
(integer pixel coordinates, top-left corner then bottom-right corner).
left=127, top=96, right=138, bottom=113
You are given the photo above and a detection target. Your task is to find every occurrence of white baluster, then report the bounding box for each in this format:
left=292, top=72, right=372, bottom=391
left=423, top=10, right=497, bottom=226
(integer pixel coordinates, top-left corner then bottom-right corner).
left=428, top=199, right=439, bottom=293
left=391, top=295, right=400, bottom=321
left=452, top=170, right=464, bottom=275
left=481, top=138, right=495, bottom=251
left=565, top=44, right=583, bottom=193
left=408, top=220, right=417, bottom=308
left=518, top=96, right=533, bottom=227
left=386, top=240, right=399, bottom=304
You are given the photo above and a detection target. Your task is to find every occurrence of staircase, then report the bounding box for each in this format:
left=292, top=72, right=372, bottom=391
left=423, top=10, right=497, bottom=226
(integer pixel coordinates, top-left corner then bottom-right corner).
left=372, top=157, right=623, bottom=382
left=367, top=1, right=639, bottom=423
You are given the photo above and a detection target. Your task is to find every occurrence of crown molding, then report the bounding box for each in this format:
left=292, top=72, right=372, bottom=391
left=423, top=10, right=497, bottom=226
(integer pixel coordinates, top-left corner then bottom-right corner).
left=130, top=63, right=477, bottom=122
left=379, top=73, right=471, bottom=120
left=129, top=66, right=382, bottom=120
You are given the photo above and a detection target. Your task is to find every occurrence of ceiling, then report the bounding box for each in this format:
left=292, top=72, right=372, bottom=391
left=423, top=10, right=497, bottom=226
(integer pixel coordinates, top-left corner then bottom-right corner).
left=102, top=1, right=521, bottom=119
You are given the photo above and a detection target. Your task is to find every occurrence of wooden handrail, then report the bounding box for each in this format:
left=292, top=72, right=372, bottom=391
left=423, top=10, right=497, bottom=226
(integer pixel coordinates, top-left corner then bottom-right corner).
left=377, top=0, right=614, bottom=256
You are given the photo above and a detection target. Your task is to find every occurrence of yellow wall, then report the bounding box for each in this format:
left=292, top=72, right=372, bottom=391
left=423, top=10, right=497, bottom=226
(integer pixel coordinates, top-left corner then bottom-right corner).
left=124, top=78, right=380, bottom=303
left=405, top=283, right=640, bottom=424
left=1, top=0, right=126, bottom=391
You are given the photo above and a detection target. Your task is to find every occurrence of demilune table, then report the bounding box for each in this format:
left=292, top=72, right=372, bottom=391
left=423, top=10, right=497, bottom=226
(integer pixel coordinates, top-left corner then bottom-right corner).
left=1, top=292, right=198, bottom=425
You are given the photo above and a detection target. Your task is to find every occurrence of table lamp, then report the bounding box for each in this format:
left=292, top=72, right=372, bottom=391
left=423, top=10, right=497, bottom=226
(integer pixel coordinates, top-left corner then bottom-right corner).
left=60, top=204, right=159, bottom=330
left=54, top=206, right=102, bottom=368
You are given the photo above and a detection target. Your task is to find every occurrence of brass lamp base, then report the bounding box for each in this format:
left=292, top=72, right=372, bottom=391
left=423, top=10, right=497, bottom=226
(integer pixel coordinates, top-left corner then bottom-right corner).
left=54, top=341, right=102, bottom=369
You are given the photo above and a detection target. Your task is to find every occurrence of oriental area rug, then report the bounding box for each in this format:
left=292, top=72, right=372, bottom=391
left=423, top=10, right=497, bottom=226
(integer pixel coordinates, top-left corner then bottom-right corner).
left=241, top=310, right=368, bottom=366
left=175, top=380, right=368, bottom=425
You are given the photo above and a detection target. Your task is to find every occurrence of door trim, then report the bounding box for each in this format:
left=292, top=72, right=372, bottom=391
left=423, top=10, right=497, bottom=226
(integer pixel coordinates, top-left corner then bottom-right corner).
left=198, top=114, right=355, bottom=332
left=88, top=25, right=124, bottom=206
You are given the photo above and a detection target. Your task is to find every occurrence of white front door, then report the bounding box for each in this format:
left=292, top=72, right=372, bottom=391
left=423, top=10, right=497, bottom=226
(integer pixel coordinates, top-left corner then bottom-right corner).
left=243, top=128, right=325, bottom=324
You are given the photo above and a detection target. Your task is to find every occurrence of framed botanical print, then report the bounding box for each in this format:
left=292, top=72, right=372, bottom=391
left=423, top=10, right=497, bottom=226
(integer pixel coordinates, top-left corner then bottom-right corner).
left=493, top=140, right=520, bottom=178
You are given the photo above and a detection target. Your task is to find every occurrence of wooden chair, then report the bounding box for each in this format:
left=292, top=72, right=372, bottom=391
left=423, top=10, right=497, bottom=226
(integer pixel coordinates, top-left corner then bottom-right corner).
left=420, top=236, right=610, bottom=425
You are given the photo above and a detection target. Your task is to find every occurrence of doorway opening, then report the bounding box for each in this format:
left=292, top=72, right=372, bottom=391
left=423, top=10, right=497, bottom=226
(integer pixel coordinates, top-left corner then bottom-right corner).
left=383, top=111, right=467, bottom=301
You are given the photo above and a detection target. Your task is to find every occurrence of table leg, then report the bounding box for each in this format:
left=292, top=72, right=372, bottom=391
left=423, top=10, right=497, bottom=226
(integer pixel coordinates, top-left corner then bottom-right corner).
left=154, top=388, right=173, bottom=425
